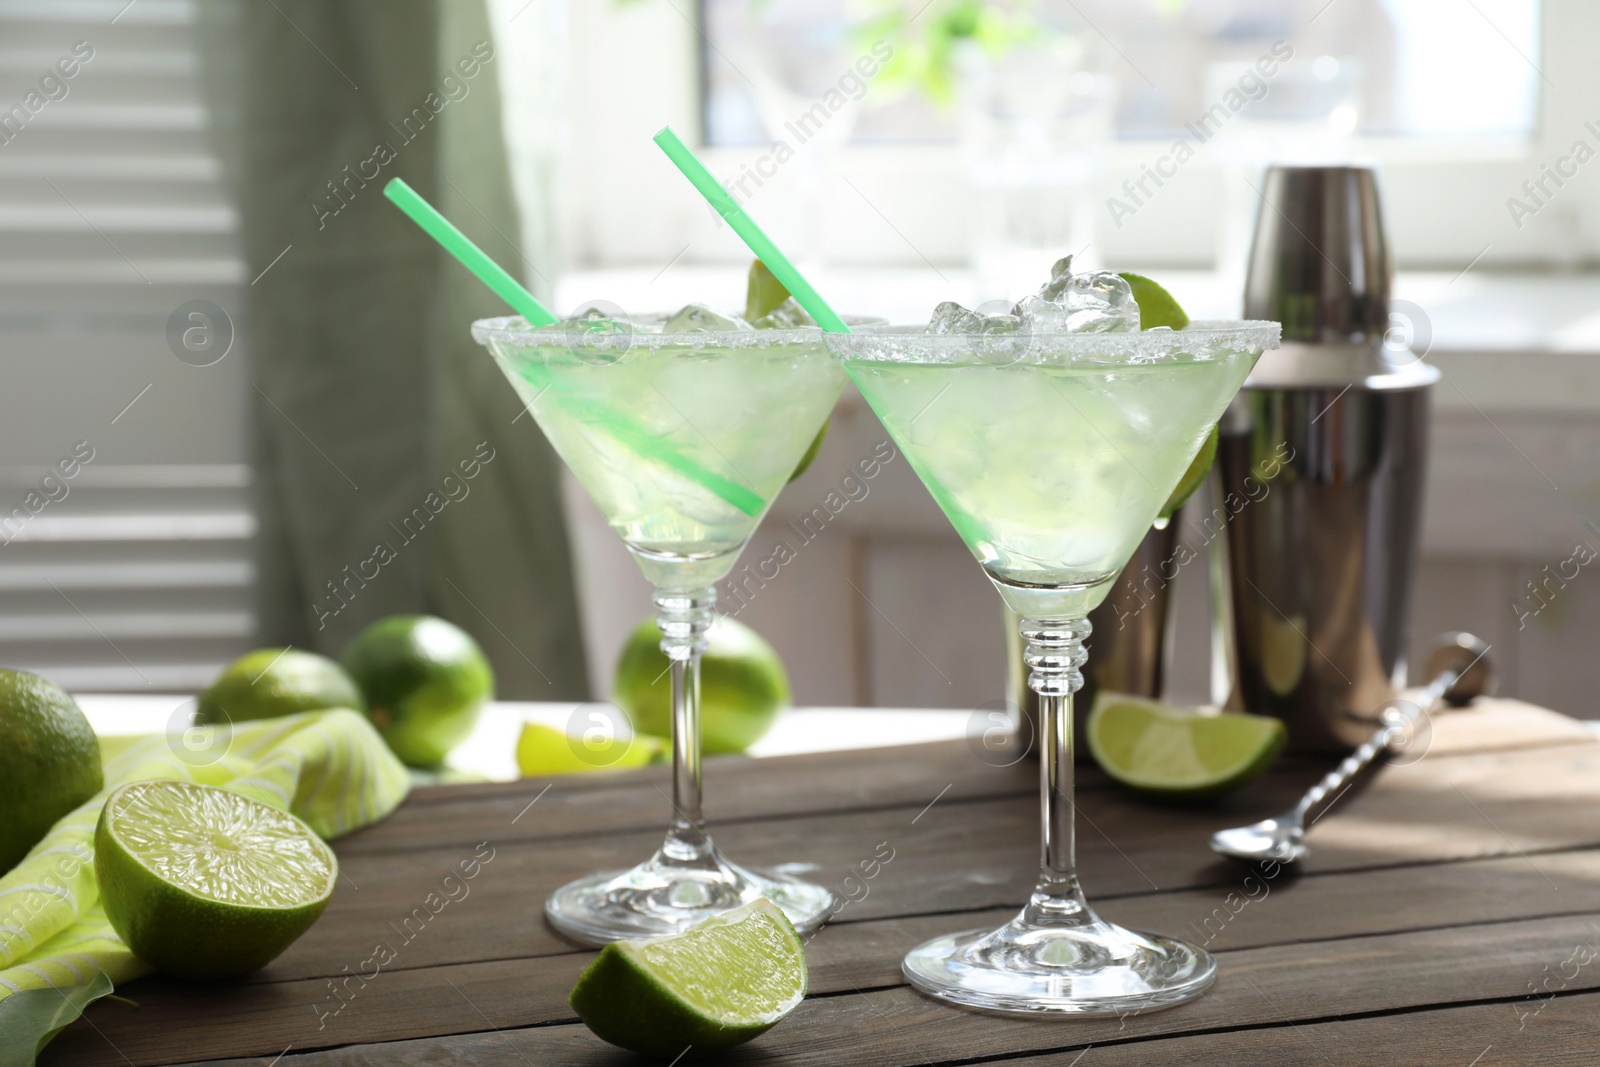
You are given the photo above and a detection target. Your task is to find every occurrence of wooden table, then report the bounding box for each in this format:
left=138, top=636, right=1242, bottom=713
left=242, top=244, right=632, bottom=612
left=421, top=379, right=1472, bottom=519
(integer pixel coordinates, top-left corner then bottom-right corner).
left=46, top=699, right=1600, bottom=1066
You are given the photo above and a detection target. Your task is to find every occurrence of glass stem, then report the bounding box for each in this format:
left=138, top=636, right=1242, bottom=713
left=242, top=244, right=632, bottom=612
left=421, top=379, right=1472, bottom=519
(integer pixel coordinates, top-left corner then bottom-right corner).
left=654, top=586, right=716, bottom=865
left=1021, top=615, right=1094, bottom=927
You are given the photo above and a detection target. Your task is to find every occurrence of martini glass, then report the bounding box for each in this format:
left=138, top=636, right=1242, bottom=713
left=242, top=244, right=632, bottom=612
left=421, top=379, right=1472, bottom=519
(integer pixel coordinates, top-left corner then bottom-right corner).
left=833, top=320, right=1280, bottom=1015
left=473, top=314, right=845, bottom=944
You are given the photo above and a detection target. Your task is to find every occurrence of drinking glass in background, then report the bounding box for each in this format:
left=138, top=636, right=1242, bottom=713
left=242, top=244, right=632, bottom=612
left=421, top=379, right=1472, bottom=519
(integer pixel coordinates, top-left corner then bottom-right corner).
left=956, top=34, right=1116, bottom=297
left=706, top=0, right=866, bottom=267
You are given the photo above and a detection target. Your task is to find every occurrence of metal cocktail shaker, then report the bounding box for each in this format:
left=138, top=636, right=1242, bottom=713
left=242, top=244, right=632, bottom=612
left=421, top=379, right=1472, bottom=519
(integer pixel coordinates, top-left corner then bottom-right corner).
left=1215, top=164, right=1439, bottom=752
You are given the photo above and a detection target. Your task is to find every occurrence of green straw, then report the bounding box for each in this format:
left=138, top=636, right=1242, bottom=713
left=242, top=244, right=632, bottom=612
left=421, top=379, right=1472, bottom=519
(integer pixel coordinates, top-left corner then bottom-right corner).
left=652, top=127, right=851, bottom=334
left=383, top=177, right=558, bottom=326
left=383, top=176, right=763, bottom=518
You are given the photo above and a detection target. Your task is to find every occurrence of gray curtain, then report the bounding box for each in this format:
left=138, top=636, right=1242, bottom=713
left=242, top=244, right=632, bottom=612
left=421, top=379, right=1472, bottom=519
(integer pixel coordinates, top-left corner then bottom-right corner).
left=197, top=0, right=588, bottom=699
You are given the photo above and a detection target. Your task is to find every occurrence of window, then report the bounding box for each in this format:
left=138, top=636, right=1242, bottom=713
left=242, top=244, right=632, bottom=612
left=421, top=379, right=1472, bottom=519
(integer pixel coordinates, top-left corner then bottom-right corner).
left=702, top=0, right=1541, bottom=147
left=561, top=0, right=1590, bottom=272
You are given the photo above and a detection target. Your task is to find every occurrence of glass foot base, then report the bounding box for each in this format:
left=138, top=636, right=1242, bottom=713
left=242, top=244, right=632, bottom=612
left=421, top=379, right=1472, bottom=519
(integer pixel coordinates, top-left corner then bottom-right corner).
left=546, top=849, right=836, bottom=945
left=902, top=909, right=1216, bottom=1017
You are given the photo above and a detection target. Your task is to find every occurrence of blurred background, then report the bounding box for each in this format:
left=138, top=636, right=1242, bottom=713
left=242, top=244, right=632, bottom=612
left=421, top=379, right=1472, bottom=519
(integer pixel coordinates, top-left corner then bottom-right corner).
left=2, top=0, right=1596, bottom=717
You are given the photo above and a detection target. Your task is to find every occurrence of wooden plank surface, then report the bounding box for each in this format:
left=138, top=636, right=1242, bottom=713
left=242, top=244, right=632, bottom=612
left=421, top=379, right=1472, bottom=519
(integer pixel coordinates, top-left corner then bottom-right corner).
left=43, top=701, right=1600, bottom=1066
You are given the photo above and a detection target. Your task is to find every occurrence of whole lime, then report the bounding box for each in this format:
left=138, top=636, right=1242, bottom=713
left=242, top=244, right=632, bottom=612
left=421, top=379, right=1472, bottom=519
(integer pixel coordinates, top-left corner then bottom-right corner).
left=196, top=648, right=364, bottom=725
left=613, top=617, right=790, bottom=755
left=341, top=616, right=495, bottom=768
left=95, top=779, right=336, bottom=980
left=0, top=670, right=102, bottom=873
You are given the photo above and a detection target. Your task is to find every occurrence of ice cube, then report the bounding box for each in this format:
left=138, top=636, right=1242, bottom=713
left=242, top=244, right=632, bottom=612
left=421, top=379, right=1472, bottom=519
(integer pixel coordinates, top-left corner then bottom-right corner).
left=980, top=313, right=1023, bottom=334
left=1064, top=308, right=1134, bottom=333
left=662, top=303, right=754, bottom=333
left=563, top=305, right=633, bottom=334
left=1064, top=271, right=1140, bottom=331
left=1040, top=255, right=1076, bottom=301
left=752, top=297, right=816, bottom=330
left=927, top=300, right=984, bottom=335
left=1066, top=270, right=1137, bottom=312
left=1012, top=294, right=1073, bottom=334
left=559, top=304, right=637, bottom=357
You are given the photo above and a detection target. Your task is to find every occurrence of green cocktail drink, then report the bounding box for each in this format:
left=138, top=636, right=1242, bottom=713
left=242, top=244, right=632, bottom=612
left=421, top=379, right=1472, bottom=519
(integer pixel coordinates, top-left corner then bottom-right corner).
left=473, top=310, right=844, bottom=945
left=849, top=340, right=1257, bottom=617
left=491, top=320, right=843, bottom=589
left=832, top=311, right=1280, bottom=1017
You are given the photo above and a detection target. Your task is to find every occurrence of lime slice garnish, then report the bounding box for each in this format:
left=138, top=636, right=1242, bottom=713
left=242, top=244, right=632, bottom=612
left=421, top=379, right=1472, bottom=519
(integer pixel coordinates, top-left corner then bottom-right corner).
left=569, top=897, right=807, bottom=1058
left=1160, top=425, right=1217, bottom=519
left=744, top=259, right=792, bottom=322
left=515, top=721, right=665, bottom=777
left=1087, top=693, right=1285, bottom=800
left=1118, top=271, right=1190, bottom=331
left=744, top=258, right=829, bottom=482
left=788, top=421, right=828, bottom=481
left=1117, top=271, right=1211, bottom=518
left=95, top=780, right=337, bottom=980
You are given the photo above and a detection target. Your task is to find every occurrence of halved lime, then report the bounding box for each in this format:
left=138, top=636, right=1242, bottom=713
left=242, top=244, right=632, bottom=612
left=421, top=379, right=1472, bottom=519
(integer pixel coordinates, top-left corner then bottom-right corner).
left=515, top=721, right=665, bottom=777
left=1086, top=693, right=1285, bottom=800
left=569, top=897, right=807, bottom=1059
left=95, top=780, right=337, bottom=980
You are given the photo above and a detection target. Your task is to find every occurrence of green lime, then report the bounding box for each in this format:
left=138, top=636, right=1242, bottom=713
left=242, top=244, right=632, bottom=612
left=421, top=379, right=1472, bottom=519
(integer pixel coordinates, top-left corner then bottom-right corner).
left=1116, top=272, right=1210, bottom=518
left=1086, top=693, right=1285, bottom=800
left=196, top=648, right=364, bottom=725
left=745, top=258, right=829, bottom=482
left=1261, top=612, right=1309, bottom=697
left=0, top=670, right=102, bottom=873
left=95, top=779, right=336, bottom=980
left=570, top=897, right=807, bottom=1059
left=1161, top=426, right=1218, bottom=519
left=1118, top=271, right=1190, bottom=331
left=341, top=615, right=495, bottom=768
left=515, top=721, right=666, bottom=777
left=788, top=422, right=828, bottom=482
left=614, top=617, right=789, bottom=755
left=744, top=258, right=791, bottom=322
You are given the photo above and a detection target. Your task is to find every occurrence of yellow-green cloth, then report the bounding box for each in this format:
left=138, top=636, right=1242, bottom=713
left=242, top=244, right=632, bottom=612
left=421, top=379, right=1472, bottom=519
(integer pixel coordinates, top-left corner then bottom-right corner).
left=0, top=709, right=409, bottom=1002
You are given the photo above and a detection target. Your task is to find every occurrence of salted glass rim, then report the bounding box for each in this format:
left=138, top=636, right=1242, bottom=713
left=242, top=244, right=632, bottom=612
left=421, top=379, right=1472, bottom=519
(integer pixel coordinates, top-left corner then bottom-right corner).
left=825, top=319, right=1282, bottom=366
left=470, top=313, right=883, bottom=352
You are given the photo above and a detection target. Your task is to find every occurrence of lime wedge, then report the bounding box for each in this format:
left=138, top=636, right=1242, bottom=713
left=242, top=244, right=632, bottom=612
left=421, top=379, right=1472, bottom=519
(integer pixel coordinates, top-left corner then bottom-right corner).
left=1160, top=425, right=1217, bottom=519
left=1087, top=693, right=1285, bottom=800
left=788, top=422, right=828, bottom=481
left=744, top=259, right=792, bottom=322
left=1116, top=271, right=1211, bottom=518
left=570, top=897, right=807, bottom=1058
left=1118, top=271, right=1190, bottom=331
left=95, top=780, right=337, bottom=980
left=515, top=720, right=665, bottom=777
left=745, top=258, right=829, bottom=481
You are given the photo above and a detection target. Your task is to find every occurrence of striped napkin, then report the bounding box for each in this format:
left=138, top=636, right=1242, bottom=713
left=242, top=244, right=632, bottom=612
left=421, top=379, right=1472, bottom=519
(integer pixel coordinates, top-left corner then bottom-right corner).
left=0, top=709, right=410, bottom=1063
